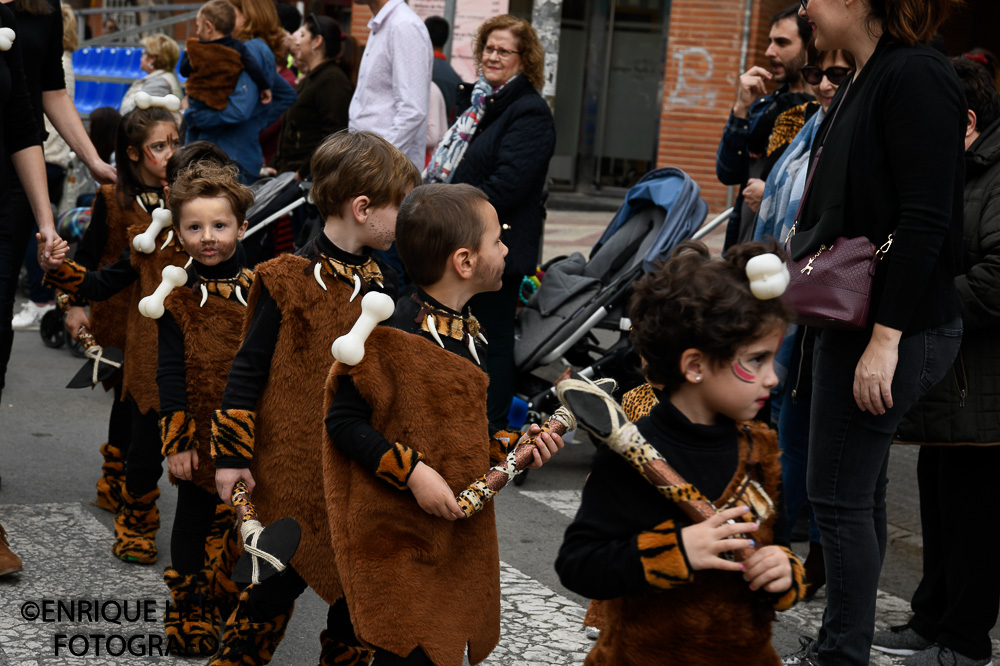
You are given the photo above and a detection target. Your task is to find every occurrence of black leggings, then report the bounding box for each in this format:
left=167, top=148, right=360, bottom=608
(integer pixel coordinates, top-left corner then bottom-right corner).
left=171, top=480, right=220, bottom=574
left=123, top=398, right=164, bottom=496
left=246, top=568, right=359, bottom=647
left=372, top=646, right=433, bottom=665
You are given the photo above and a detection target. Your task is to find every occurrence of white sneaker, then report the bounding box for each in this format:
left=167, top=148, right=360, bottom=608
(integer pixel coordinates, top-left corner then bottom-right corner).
left=11, top=301, right=55, bottom=331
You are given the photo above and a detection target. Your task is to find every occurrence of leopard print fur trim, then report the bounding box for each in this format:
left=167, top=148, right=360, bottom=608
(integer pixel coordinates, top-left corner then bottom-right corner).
left=622, top=383, right=658, bottom=421
left=160, top=411, right=197, bottom=457
left=637, top=518, right=693, bottom=590
left=210, top=409, right=255, bottom=460
left=375, top=442, right=424, bottom=490
left=489, top=430, right=521, bottom=465
left=42, top=259, right=87, bottom=296
left=772, top=545, right=807, bottom=611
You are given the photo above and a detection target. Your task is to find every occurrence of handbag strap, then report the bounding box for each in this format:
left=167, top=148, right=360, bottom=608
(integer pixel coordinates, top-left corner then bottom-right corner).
left=789, top=75, right=854, bottom=235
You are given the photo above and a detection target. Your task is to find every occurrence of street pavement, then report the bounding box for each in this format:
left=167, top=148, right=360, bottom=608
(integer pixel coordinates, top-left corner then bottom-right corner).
left=0, top=209, right=997, bottom=665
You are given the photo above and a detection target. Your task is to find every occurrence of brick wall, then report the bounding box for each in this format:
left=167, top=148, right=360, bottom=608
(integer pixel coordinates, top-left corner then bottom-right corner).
left=350, top=4, right=373, bottom=43
left=657, top=0, right=791, bottom=211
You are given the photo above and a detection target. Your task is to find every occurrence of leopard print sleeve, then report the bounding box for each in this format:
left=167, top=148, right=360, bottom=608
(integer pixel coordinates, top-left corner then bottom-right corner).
left=42, top=259, right=88, bottom=296
left=210, top=409, right=256, bottom=460
left=375, top=443, right=424, bottom=490
left=771, top=545, right=806, bottom=611
left=637, top=519, right=694, bottom=590
left=159, top=411, right=197, bottom=457
left=622, top=383, right=659, bottom=422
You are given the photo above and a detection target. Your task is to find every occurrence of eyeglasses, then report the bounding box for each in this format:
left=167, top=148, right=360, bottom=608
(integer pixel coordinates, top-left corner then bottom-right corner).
left=801, top=65, right=851, bottom=86
left=483, top=45, right=521, bottom=60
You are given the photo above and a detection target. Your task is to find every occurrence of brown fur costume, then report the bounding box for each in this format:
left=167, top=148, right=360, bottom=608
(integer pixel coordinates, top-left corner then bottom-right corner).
left=585, top=423, right=802, bottom=666
left=323, top=328, right=501, bottom=666
left=183, top=39, right=245, bottom=110
left=88, top=185, right=135, bottom=354
left=162, top=284, right=248, bottom=492
left=243, top=254, right=364, bottom=605
left=123, top=221, right=189, bottom=414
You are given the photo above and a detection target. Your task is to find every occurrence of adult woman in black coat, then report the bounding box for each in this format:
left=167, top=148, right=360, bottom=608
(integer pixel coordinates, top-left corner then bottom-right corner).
left=426, top=14, right=555, bottom=428
left=271, top=14, right=351, bottom=178
left=788, top=0, right=966, bottom=664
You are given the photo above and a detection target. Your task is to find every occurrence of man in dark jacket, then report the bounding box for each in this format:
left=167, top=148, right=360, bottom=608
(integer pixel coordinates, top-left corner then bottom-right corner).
left=426, top=16, right=461, bottom=123
left=872, top=56, right=1000, bottom=666
left=716, top=4, right=813, bottom=249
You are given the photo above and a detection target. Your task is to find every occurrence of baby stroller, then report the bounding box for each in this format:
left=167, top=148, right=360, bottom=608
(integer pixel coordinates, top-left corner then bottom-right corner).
left=242, top=172, right=313, bottom=266
left=512, top=167, right=731, bottom=437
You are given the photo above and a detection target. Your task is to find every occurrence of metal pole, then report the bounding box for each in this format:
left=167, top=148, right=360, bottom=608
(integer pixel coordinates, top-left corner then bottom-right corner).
left=531, top=0, right=563, bottom=112
left=443, top=0, right=457, bottom=59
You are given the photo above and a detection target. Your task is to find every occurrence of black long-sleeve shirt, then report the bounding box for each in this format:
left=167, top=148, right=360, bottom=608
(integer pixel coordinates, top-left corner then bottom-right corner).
left=0, top=5, right=41, bottom=191
left=556, top=399, right=789, bottom=601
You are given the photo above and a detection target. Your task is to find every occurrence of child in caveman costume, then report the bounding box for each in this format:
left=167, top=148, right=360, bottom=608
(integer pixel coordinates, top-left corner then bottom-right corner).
left=42, top=102, right=188, bottom=565
left=323, top=183, right=564, bottom=666
left=151, top=160, right=254, bottom=655
left=208, top=131, right=421, bottom=666
left=555, top=240, right=806, bottom=665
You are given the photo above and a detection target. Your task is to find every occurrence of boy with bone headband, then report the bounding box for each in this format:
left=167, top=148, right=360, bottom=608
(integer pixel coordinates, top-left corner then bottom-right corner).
left=141, top=160, right=253, bottom=655
left=208, top=131, right=420, bottom=666
left=323, top=183, right=564, bottom=665
left=42, top=95, right=188, bottom=566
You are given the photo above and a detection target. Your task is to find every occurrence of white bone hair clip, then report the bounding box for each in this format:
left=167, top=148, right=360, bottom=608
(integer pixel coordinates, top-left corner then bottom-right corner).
left=138, top=265, right=188, bottom=319
left=746, top=253, right=791, bottom=300
left=0, top=27, right=15, bottom=52
left=330, top=292, right=394, bottom=365
left=134, top=92, right=181, bottom=112
left=133, top=208, right=173, bottom=254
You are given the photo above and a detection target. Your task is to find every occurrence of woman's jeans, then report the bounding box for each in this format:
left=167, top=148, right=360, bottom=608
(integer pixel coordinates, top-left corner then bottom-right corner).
left=807, top=319, right=962, bottom=665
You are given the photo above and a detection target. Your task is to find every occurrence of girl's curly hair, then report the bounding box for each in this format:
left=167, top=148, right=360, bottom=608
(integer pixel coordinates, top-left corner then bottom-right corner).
left=629, top=239, right=791, bottom=392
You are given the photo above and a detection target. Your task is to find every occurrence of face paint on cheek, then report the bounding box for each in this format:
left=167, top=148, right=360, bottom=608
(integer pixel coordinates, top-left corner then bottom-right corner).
left=732, top=360, right=756, bottom=383
left=143, top=145, right=156, bottom=163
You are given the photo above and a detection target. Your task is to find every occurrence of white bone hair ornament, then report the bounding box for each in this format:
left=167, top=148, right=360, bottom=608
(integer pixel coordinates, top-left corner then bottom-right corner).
left=133, top=208, right=173, bottom=254
left=0, top=27, right=15, bottom=51
left=134, top=91, right=181, bottom=112
left=139, top=265, right=188, bottom=319
left=331, top=291, right=395, bottom=365
left=746, top=253, right=791, bottom=300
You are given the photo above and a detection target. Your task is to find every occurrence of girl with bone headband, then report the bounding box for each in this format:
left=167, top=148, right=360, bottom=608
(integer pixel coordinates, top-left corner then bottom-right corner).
left=555, top=240, right=805, bottom=666
left=42, top=95, right=186, bottom=567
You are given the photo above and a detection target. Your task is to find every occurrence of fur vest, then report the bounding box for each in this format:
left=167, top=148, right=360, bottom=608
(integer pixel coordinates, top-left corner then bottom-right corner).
left=183, top=40, right=244, bottom=110
left=122, top=220, right=189, bottom=414
left=89, top=185, right=140, bottom=353
left=323, top=327, right=500, bottom=666
left=164, top=283, right=249, bottom=492
left=587, top=423, right=785, bottom=666
left=245, top=253, right=365, bottom=605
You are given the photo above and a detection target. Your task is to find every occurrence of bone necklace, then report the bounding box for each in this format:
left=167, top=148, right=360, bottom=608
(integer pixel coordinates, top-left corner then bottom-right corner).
left=412, top=294, right=488, bottom=366
left=310, top=252, right=383, bottom=302
left=193, top=267, right=253, bottom=308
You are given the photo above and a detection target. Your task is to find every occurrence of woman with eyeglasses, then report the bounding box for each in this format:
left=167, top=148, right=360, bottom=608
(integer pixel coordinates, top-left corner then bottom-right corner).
left=269, top=14, right=350, bottom=179
left=425, top=14, right=555, bottom=431
left=782, top=0, right=966, bottom=664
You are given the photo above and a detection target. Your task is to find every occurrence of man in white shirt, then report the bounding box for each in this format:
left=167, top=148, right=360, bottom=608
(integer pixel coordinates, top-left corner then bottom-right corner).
left=350, top=0, right=433, bottom=168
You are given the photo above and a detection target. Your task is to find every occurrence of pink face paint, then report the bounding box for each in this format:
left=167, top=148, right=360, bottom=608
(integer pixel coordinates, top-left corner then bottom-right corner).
left=732, top=360, right=756, bottom=383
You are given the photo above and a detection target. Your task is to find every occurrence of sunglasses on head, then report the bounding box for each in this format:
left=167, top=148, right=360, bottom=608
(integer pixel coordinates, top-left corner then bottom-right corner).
left=799, top=0, right=808, bottom=11
left=801, top=65, right=851, bottom=86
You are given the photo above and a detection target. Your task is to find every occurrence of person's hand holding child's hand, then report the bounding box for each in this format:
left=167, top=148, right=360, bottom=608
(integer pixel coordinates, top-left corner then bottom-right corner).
left=522, top=423, right=565, bottom=469
left=741, top=544, right=794, bottom=593
left=38, top=233, right=69, bottom=271
left=407, top=461, right=465, bottom=520
left=680, top=506, right=757, bottom=573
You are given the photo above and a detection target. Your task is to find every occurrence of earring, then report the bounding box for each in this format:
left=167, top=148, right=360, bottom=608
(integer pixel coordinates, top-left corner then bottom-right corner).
left=694, top=376, right=702, bottom=382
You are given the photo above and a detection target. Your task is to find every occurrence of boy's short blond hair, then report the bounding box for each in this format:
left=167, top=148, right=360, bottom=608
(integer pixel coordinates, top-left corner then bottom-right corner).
left=309, top=131, right=422, bottom=219
left=141, top=34, right=180, bottom=71
left=168, top=161, right=254, bottom=224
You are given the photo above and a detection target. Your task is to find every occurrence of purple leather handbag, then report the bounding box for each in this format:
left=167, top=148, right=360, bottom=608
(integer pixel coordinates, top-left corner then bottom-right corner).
left=783, top=233, right=893, bottom=330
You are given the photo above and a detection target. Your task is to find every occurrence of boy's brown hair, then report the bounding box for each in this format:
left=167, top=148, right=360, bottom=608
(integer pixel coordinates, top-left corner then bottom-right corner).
left=309, top=130, right=422, bottom=220
left=199, top=0, right=236, bottom=35
left=396, top=184, right=490, bottom=287
left=168, top=161, right=254, bottom=223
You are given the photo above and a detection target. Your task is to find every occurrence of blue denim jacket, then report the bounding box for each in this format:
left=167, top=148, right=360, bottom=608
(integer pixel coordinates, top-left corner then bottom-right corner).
left=185, top=39, right=296, bottom=182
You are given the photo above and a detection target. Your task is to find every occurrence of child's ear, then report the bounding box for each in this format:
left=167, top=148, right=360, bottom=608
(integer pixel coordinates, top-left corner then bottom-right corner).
left=351, top=195, right=370, bottom=225
left=237, top=219, right=249, bottom=241
left=678, top=348, right=706, bottom=384
left=451, top=247, right=474, bottom=279
left=126, top=145, right=141, bottom=164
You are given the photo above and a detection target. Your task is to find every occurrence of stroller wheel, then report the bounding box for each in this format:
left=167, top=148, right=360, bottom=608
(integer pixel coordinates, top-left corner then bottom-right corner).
left=39, top=309, right=65, bottom=349
left=513, top=468, right=529, bottom=486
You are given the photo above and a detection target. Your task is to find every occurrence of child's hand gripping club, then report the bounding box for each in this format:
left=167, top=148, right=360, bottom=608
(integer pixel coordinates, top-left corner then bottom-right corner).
left=54, top=292, right=125, bottom=389
left=230, top=480, right=302, bottom=587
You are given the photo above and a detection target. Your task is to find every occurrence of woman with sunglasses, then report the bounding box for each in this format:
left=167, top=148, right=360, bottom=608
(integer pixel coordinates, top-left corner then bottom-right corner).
left=784, top=0, right=965, bottom=664
left=754, top=39, right=856, bottom=610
